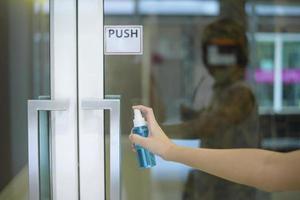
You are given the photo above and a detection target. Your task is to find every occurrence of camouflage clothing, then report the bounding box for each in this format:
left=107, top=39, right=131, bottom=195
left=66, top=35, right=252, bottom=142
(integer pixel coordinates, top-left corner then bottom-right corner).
left=181, top=80, right=261, bottom=200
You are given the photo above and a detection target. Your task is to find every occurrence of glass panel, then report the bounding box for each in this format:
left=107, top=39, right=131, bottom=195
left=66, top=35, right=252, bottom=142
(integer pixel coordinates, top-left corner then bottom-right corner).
left=38, top=96, right=52, bottom=200
left=0, top=0, right=51, bottom=198
left=282, top=41, right=300, bottom=108
left=254, top=41, right=274, bottom=108
left=34, top=0, right=52, bottom=197
left=39, top=110, right=51, bottom=200
left=105, top=0, right=300, bottom=199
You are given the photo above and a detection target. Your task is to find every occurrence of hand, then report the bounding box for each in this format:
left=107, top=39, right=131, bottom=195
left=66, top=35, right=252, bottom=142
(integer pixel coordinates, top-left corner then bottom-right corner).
left=180, top=104, right=198, bottom=121
left=129, top=105, right=176, bottom=160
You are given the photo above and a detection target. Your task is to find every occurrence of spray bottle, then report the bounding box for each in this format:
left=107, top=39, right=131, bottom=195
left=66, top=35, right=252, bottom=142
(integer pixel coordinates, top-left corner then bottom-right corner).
left=132, top=109, right=156, bottom=168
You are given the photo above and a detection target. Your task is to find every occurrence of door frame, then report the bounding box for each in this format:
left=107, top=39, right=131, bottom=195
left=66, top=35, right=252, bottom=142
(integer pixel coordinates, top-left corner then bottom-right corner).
left=28, top=0, right=107, bottom=199
left=50, top=0, right=78, bottom=199
left=77, top=0, right=105, bottom=199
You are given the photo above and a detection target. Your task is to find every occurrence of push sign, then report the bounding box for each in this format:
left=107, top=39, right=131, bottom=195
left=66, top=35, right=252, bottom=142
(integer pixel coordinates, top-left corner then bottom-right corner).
left=104, top=25, right=143, bottom=55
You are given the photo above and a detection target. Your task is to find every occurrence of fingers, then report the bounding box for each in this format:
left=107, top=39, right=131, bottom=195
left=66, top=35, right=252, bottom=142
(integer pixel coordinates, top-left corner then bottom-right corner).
left=129, top=134, right=149, bottom=150
left=129, top=130, right=136, bottom=152
left=132, top=105, right=156, bottom=122
left=131, top=143, right=136, bottom=152
left=132, top=105, right=151, bottom=111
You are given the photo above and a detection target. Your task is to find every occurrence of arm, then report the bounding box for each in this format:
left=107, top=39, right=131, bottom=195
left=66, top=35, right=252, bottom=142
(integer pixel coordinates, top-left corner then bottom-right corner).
left=168, top=147, right=300, bottom=192
left=129, top=105, right=300, bottom=192
left=164, top=85, right=255, bottom=139
left=163, top=110, right=230, bottom=139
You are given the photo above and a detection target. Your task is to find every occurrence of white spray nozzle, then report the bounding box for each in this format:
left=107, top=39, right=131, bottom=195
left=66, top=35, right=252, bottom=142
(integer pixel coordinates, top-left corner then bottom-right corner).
left=133, top=109, right=147, bottom=127
left=134, top=109, right=144, bottom=120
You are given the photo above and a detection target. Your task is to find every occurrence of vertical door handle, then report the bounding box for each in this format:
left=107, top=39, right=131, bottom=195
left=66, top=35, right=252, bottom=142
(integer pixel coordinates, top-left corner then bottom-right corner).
left=28, top=100, right=69, bottom=200
left=81, top=96, right=121, bottom=200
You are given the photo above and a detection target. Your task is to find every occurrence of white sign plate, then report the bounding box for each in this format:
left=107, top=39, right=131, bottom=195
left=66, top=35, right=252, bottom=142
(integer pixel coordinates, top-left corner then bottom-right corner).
left=104, top=25, right=143, bottom=55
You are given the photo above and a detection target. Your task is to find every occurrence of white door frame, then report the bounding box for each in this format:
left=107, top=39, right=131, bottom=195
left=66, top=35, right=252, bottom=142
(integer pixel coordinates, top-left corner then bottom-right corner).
left=78, top=1, right=121, bottom=199
left=28, top=0, right=115, bottom=199
left=28, top=0, right=79, bottom=199
left=78, top=0, right=105, bottom=199
left=51, top=0, right=78, bottom=199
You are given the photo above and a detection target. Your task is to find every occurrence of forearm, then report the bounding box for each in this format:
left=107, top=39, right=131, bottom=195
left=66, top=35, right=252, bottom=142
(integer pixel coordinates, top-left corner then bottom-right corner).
left=130, top=105, right=300, bottom=192
left=163, top=122, right=197, bottom=139
left=166, top=146, right=292, bottom=192
left=163, top=115, right=220, bottom=139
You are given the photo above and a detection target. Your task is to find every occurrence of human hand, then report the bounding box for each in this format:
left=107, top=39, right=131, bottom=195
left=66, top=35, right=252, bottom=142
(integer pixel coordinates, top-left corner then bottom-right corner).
left=129, top=105, right=176, bottom=160
left=180, top=104, right=198, bottom=121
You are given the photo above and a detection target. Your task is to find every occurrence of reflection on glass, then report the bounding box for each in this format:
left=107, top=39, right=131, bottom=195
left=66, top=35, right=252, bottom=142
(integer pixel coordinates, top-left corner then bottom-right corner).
left=163, top=18, right=263, bottom=200
left=255, top=41, right=274, bottom=108
left=105, top=0, right=300, bottom=199
left=34, top=0, right=51, bottom=198
left=0, top=0, right=51, bottom=198
left=283, top=42, right=300, bottom=107
left=39, top=110, right=51, bottom=200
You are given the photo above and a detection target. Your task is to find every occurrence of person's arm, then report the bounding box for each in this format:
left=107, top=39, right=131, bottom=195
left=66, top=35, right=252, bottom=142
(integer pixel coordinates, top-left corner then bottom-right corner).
left=168, top=147, right=300, bottom=192
left=164, top=85, right=256, bottom=139
left=129, top=105, right=300, bottom=192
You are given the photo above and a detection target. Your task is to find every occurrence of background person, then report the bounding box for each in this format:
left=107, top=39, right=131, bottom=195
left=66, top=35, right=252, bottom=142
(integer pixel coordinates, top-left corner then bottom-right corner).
left=163, top=18, right=263, bottom=200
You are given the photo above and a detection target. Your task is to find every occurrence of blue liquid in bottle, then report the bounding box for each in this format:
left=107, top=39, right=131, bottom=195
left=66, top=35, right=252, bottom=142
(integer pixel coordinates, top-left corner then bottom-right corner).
left=133, top=109, right=156, bottom=168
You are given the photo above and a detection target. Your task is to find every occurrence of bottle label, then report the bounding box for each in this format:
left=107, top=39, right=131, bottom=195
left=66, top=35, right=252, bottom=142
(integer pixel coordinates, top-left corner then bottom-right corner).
left=133, top=126, right=148, bottom=150
left=133, top=125, right=156, bottom=168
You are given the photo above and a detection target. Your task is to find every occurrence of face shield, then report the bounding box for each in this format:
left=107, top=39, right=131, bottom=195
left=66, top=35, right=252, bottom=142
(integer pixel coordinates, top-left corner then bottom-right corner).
left=202, top=38, right=247, bottom=83
left=206, top=44, right=238, bottom=66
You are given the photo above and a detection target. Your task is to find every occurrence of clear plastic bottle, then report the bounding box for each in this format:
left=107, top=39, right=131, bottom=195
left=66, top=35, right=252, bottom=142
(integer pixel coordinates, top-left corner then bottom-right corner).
left=132, top=109, right=156, bottom=168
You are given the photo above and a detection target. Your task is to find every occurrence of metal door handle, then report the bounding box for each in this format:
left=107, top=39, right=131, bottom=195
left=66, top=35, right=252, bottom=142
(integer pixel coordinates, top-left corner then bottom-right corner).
left=28, top=100, right=69, bottom=200
left=81, top=96, right=121, bottom=200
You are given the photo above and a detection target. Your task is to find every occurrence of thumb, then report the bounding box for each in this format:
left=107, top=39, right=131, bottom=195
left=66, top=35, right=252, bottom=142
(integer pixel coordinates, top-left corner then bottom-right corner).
left=129, top=134, right=149, bottom=149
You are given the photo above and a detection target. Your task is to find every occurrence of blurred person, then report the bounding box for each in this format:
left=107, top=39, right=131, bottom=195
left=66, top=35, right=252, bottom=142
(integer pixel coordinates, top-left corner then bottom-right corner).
left=161, top=18, right=263, bottom=199
left=129, top=105, right=300, bottom=193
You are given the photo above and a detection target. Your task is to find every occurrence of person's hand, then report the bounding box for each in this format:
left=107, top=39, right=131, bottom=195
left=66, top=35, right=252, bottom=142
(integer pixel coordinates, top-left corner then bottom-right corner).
left=129, top=105, right=176, bottom=160
left=180, top=104, right=198, bottom=121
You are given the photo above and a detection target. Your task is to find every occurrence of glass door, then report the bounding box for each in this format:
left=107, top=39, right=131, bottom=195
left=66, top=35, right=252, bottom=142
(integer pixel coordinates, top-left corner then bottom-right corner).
left=1, top=0, right=113, bottom=199
left=27, top=0, right=79, bottom=199
left=104, top=0, right=300, bottom=200
left=26, top=0, right=121, bottom=198
left=0, top=0, right=54, bottom=199
left=28, top=0, right=119, bottom=199
left=3, top=0, right=300, bottom=200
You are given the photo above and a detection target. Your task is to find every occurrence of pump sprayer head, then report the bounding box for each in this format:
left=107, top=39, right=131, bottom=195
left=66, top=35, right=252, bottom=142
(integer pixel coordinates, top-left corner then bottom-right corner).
left=134, top=109, right=143, bottom=120
left=133, top=109, right=147, bottom=127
